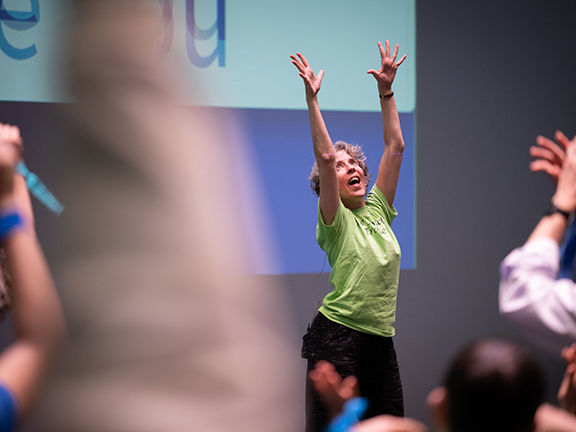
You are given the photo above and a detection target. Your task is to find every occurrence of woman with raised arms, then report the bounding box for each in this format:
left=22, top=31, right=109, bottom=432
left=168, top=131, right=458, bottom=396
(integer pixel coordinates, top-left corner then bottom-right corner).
left=290, top=41, right=407, bottom=432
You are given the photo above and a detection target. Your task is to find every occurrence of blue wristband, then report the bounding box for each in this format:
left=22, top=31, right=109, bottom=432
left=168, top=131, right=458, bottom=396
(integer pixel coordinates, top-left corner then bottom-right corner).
left=325, top=397, right=368, bottom=432
left=0, top=211, right=24, bottom=243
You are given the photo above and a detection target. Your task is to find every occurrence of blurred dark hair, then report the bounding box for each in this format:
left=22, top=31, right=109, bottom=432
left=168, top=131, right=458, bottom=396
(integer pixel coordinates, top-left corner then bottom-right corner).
left=446, top=338, right=545, bottom=432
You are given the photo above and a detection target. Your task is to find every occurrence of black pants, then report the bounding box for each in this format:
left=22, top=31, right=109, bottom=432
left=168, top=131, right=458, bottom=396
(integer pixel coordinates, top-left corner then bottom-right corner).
left=302, top=312, right=404, bottom=432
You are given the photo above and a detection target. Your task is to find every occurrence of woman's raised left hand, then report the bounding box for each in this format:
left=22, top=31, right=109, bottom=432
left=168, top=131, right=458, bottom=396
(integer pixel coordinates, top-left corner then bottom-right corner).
left=367, top=40, right=406, bottom=93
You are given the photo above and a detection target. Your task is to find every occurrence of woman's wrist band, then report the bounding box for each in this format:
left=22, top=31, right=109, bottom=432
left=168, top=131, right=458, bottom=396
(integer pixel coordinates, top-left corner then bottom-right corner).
left=379, top=91, right=394, bottom=99
left=0, top=210, right=25, bottom=243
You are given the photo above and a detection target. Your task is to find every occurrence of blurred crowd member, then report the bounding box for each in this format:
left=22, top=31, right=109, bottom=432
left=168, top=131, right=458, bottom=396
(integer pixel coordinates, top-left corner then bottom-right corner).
left=26, top=1, right=299, bottom=431
left=309, top=361, right=425, bottom=432
left=500, top=132, right=576, bottom=352
left=0, top=124, right=65, bottom=431
left=426, top=338, right=545, bottom=432
left=311, top=338, right=576, bottom=432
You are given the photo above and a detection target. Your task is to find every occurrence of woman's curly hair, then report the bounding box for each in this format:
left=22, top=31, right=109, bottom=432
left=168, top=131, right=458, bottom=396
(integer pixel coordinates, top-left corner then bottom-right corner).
left=309, top=141, right=371, bottom=196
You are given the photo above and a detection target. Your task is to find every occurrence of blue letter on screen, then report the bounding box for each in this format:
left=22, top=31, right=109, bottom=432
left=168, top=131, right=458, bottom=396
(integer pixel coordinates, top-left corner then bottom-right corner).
left=186, top=0, right=225, bottom=68
left=0, top=0, right=39, bottom=60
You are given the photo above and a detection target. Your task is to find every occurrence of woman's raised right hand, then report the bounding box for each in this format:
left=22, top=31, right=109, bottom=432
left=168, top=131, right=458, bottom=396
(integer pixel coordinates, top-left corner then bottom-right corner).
left=290, top=52, right=324, bottom=101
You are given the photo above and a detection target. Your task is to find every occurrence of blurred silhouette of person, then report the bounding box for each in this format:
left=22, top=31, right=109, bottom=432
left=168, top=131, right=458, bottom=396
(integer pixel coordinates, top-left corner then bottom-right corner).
left=309, top=361, right=425, bottom=432
left=427, top=338, right=545, bottom=432
left=0, top=123, right=65, bottom=431
left=26, top=1, right=300, bottom=431
left=500, top=132, right=576, bottom=353
left=310, top=338, right=576, bottom=432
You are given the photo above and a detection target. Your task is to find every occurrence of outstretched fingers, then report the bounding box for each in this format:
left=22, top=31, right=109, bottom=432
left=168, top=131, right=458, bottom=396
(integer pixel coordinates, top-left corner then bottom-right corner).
left=297, top=52, right=309, bottom=67
left=290, top=54, right=305, bottom=73
left=376, top=40, right=407, bottom=68
left=538, top=135, right=566, bottom=159
left=391, top=43, right=398, bottom=62
left=530, top=144, right=561, bottom=165
left=290, top=52, right=324, bottom=98
left=396, top=54, right=407, bottom=67
left=555, top=130, right=572, bottom=151
left=374, top=41, right=385, bottom=62
left=530, top=159, right=561, bottom=179
left=530, top=136, right=563, bottom=181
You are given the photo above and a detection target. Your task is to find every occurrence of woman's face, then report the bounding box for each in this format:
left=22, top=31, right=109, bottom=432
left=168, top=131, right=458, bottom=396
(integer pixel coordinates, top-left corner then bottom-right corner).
left=335, top=150, right=366, bottom=208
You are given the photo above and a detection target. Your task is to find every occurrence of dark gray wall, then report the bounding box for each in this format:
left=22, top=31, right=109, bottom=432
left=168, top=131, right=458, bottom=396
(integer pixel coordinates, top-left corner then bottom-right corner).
left=277, top=0, right=576, bottom=425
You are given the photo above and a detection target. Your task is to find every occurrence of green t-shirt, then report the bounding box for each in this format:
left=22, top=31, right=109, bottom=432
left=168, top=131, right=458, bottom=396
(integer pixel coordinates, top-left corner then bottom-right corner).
left=317, top=185, right=401, bottom=337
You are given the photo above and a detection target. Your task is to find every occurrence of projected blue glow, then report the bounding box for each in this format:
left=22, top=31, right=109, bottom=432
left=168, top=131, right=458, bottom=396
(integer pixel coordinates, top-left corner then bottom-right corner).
left=243, top=108, right=415, bottom=274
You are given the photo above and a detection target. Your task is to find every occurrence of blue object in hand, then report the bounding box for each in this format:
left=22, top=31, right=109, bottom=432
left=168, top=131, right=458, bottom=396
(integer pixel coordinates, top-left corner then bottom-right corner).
left=16, top=161, right=64, bottom=215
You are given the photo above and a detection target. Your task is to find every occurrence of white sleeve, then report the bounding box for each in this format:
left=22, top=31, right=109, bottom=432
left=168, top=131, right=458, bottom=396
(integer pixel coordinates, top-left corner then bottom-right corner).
left=499, top=237, right=576, bottom=348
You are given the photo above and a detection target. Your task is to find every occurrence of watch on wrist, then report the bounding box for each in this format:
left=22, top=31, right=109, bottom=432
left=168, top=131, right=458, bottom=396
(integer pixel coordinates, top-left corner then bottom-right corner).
left=545, top=202, right=571, bottom=220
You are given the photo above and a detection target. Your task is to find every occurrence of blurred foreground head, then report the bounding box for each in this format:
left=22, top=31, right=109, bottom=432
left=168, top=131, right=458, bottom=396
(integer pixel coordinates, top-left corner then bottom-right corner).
left=429, top=338, right=545, bottom=432
left=28, top=1, right=299, bottom=431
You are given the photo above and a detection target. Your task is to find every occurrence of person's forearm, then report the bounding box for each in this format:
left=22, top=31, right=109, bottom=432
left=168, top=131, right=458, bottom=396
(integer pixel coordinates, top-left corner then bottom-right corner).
left=528, top=213, right=568, bottom=244
left=529, top=187, right=576, bottom=244
left=12, top=174, right=35, bottom=232
left=379, top=94, right=404, bottom=154
left=6, top=231, right=65, bottom=353
left=307, top=96, right=335, bottom=161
